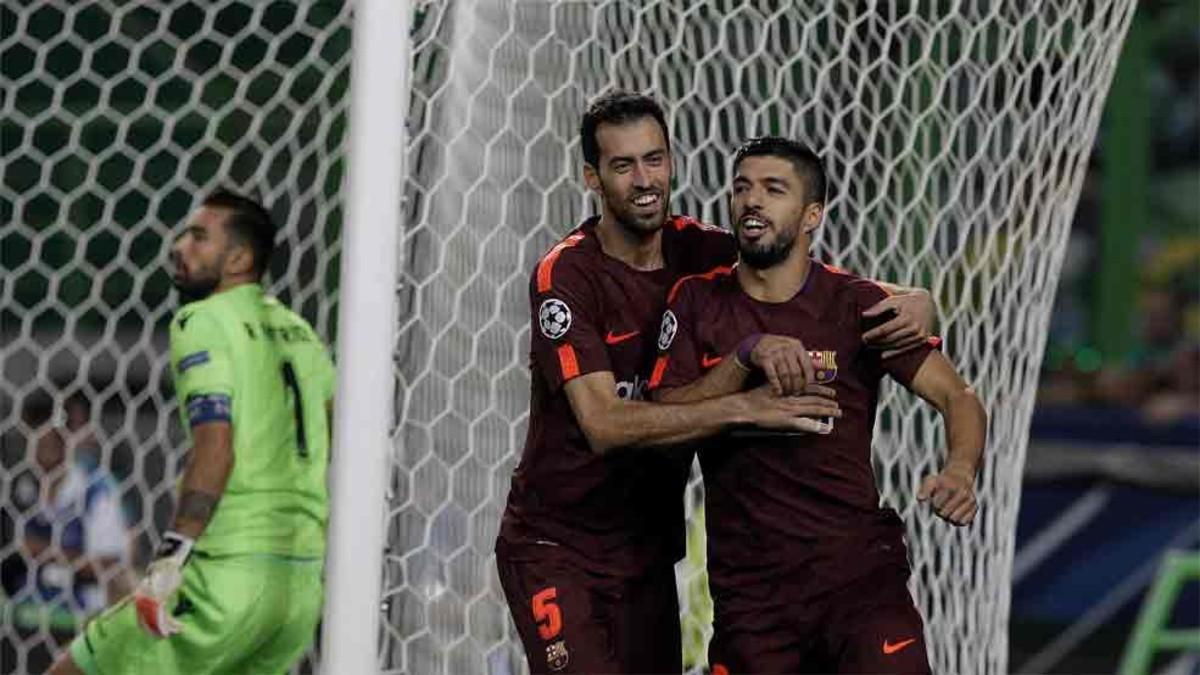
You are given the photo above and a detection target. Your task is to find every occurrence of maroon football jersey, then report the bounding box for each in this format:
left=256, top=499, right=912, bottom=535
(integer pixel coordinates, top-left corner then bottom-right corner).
left=648, top=261, right=941, bottom=596
left=497, top=215, right=736, bottom=576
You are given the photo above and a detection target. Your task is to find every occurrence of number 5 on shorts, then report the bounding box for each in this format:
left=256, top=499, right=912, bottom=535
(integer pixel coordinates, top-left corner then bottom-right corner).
left=531, top=587, right=562, bottom=640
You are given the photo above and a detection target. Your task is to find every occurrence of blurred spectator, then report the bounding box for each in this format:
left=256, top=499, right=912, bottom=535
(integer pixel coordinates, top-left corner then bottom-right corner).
left=1037, top=3, right=1199, bottom=426
left=1089, top=276, right=1200, bottom=422
left=1141, top=343, right=1200, bottom=424
left=1093, top=287, right=1179, bottom=404
left=6, top=390, right=133, bottom=621
left=63, top=390, right=102, bottom=470
left=1149, top=3, right=1200, bottom=169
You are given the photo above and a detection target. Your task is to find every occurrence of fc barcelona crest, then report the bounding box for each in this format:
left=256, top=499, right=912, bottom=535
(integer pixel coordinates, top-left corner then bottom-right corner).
left=546, top=639, right=569, bottom=671
left=809, top=350, right=838, bottom=383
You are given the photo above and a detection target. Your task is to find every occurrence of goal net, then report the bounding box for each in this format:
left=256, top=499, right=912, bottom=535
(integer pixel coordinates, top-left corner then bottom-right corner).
left=1, top=3, right=350, bottom=673
left=1, top=1, right=1136, bottom=674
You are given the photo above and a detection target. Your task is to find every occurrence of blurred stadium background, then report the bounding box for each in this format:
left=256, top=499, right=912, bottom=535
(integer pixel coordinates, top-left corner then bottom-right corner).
left=2, top=2, right=1196, bottom=674
left=1009, top=3, right=1199, bottom=673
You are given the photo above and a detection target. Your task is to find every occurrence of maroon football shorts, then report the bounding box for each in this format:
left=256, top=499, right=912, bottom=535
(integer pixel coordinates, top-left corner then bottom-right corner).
left=496, top=545, right=681, bottom=674
left=708, top=562, right=930, bottom=675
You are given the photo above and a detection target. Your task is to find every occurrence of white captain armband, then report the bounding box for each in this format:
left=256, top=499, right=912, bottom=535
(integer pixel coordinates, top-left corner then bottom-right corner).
left=186, top=393, right=231, bottom=425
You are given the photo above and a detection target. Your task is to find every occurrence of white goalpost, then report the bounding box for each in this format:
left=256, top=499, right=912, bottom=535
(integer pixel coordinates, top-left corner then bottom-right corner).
left=0, top=2, right=1137, bottom=674
left=322, top=1, right=410, bottom=673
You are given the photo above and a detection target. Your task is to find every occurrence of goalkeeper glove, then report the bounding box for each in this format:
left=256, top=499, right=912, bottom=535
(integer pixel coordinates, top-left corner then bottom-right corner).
left=134, top=531, right=194, bottom=638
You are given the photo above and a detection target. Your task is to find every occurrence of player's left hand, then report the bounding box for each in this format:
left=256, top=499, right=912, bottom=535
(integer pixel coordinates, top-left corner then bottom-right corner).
left=917, top=468, right=977, bottom=526
left=746, top=334, right=815, bottom=396
left=862, top=289, right=935, bottom=359
left=134, top=532, right=193, bottom=638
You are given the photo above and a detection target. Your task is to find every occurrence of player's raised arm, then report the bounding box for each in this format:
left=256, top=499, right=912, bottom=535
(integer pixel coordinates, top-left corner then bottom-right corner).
left=905, top=351, right=987, bottom=526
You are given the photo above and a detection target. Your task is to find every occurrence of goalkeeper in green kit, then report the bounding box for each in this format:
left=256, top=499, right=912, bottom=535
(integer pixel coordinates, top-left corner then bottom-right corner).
left=53, top=190, right=335, bottom=675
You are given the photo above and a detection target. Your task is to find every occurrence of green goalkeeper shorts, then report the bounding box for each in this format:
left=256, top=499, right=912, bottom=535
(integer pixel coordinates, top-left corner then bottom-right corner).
left=69, top=553, right=323, bottom=675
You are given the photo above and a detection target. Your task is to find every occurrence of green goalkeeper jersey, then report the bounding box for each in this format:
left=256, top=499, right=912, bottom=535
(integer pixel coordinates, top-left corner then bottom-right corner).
left=169, top=283, right=335, bottom=558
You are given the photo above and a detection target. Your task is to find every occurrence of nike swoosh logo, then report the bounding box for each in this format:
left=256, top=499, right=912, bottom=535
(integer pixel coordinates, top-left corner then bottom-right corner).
left=605, top=330, right=640, bottom=345
left=882, top=638, right=917, bottom=655
left=701, top=354, right=722, bottom=368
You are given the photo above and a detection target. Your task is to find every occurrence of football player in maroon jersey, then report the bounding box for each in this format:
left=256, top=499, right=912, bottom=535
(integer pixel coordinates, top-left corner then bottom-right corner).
left=650, top=136, right=986, bottom=674
left=496, top=95, right=940, bottom=674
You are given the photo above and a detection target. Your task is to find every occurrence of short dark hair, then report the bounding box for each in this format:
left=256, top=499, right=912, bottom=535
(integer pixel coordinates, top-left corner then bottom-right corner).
left=580, top=91, right=671, bottom=168
left=733, top=137, right=827, bottom=206
left=202, top=189, right=275, bottom=279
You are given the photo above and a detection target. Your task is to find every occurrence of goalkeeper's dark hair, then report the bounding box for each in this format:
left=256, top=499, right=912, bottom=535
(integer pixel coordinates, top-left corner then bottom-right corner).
left=203, top=188, right=275, bottom=279
left=733, top=137, right=828, bottom=206
left=580, top=91, right=670, bottom=168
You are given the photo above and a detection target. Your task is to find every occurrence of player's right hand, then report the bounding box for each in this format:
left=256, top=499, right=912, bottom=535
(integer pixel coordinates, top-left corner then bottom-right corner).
left=134, top=532, right=193, bottom=638
left=746, top=334, right=816, bottom=396
left=743, top=384, right=840, bottom=434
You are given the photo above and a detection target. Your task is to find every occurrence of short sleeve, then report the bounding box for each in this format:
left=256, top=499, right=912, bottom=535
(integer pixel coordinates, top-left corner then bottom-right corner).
left=170, top=307, right=235, bottom=426
left=529, top=256, right=611, bottom=391
left=647, top=280, right=704, bottom=391
left=854, top=280, right=941, bottom=387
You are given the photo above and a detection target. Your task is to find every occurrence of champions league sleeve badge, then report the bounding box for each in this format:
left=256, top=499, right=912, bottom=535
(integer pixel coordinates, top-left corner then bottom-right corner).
left=657, top=310, right=678, bottom=351
left=538, top=298, right=572, bottom=340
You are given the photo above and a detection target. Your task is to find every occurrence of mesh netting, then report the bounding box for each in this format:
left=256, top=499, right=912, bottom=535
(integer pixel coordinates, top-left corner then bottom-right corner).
left=390, top=2, right=1135, bottom=674
left=2, top=1, right=1136, bottom=674
left=1, top=2, right=349, bottom=673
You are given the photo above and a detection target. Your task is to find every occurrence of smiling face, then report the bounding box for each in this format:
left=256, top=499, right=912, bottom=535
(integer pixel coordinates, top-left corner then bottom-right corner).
left=583, top=116, right=672, bottom=236
left=730, top=154, right=823, bottom=269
